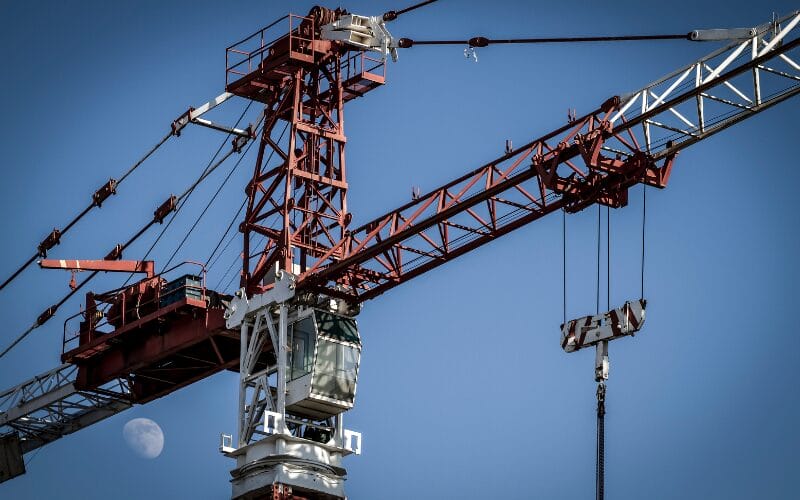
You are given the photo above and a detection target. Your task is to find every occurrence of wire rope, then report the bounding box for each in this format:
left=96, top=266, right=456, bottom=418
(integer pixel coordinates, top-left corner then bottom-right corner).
left=562, top=208, right=566, bottom=324
left=207, top=121, right=289, bottom=289
left=206, top=200, right=246, bottom=271
left=607, top=206, right=611, bottom=311
left=596, top=204, right=601, bottom=315
left=162, top=122, right=258, bottom=271
left=398, top=33, right=691, bottom=48
left=0, top=131, right=174, bottom=292
left=1, top=106, right=255, bottom=359
left=121, top=103, right=257, bottom=286
left=382, top=0, right=438, bottom=21
left=641, top=185, right=647, bottom=299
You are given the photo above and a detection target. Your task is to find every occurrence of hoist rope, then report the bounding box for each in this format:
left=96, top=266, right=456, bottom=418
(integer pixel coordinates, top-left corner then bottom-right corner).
left=0, top=131, right=173, bottom=292
left=641, top=186, right=647, bottom=299
left=607, top=206, right=611, bottom=311
left=562, top=208, right=566, bottom=325
left=216, top=249, right=244, bottom=291
left=0, top=207, right=164, bottom=359
left=596, top=382, right=606, bottom=500
left=596, top=204, right=601, bottom=315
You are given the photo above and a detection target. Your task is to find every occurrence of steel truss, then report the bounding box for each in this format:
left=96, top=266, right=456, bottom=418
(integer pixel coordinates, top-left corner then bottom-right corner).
left=0, top=364, right=131, bottom=453
left=226, top=10, right=385, bottom=297
left=299, top=10, right=800, bottom=302
left=237, top=302, right=280, bottom=447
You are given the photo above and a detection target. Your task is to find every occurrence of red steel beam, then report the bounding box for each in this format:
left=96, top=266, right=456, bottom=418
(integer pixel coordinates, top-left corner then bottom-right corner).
left=39, top=259, right=155, bottom=278
left=298, top=97, right=675, bottom=302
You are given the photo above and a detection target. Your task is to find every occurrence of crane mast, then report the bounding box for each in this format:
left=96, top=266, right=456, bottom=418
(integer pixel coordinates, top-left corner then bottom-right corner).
left=1, top=6, right=799, bottom=499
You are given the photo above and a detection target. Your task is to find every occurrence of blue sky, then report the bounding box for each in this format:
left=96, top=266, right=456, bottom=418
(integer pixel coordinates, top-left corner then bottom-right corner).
left=1, top=1, right=798, bottom=498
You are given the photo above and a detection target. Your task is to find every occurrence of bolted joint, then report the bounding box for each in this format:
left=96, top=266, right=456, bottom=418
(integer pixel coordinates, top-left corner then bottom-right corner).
left=37, top=304, right=58, bottom=326
left=171, top=108, right=194, bottom=137
left=38, top=228, right=62, bottom=257
left=153, top=195, right=178, bottom=224
left=104, top=244, right=123, bottom=261
left=232, top=134, right=249, bottom=153
left=92, top=178, right=117, bottom=207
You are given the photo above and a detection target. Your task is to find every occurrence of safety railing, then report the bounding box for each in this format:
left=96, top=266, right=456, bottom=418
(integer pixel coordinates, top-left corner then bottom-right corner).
left=62, top=262, right=208, bottom=355
left=343, top=50, right=386, bottom=83
left=225, top=14, right=316, bottom=88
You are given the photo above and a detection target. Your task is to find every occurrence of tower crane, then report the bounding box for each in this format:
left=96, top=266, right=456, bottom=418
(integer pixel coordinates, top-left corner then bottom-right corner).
left=1, top=3, right=799, bottom=498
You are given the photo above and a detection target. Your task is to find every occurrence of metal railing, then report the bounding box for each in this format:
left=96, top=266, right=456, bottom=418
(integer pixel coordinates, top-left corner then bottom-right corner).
left=61, top=262, right=208, bottom=355
left=342, top=50, right=386, bottom=83
left=225, top=14, right=315, bottom=87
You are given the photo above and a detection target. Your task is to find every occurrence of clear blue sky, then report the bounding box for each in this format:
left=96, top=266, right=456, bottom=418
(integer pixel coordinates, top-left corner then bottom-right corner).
left=1, top=1, right=798, bottom=498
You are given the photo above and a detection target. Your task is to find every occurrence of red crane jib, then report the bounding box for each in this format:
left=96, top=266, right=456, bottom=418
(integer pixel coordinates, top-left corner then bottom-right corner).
left=296, top=99, right=676, bottom=302
left=225, top=11, right=674, bottom=302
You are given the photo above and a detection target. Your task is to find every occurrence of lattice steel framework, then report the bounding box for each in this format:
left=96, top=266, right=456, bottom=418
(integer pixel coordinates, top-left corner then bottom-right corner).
left=298, top=11, right=800, bottom=302
left=227, top=10, right=384, bottom=297
left=242, top=61, right=349, bottom=295
left=0, top=364, right=131, bottom=453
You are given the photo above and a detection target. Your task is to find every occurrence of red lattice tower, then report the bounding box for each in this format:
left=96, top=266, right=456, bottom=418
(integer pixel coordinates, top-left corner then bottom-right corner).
left=225, top=8, right=385, bottom=296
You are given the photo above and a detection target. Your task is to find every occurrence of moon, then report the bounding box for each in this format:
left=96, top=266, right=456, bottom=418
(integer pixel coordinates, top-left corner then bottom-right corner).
left=123, top=418, right=164, bottom=459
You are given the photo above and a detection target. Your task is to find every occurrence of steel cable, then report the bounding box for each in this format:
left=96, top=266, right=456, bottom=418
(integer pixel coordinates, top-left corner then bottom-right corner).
left=207, top=212, right=244, bottom=271
left=607, top=206, right=610, bottom=311
left=398, top=33, right=690, bottom=48
left=597, top=204, right=601, bottom=315
left=0, top=211, right=171, bottom=360
left=207, top=121, right=289, bottom=289
left=1, top=105, right=256, bottom=360
left=596, top=382, right=606, bottom=500
left=382, top=0, right=438, bottom=21
left=0, top=130, right=173, bottom=292
left=122, top=103, right=258, bottom=287
left=641, top=186, right=647, bottom=299
left=162, top=125, right=258, bottom=271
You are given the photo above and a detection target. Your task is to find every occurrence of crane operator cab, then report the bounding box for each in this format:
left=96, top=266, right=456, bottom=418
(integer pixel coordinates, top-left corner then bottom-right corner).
left=285, top=308, right=361, bottom=419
